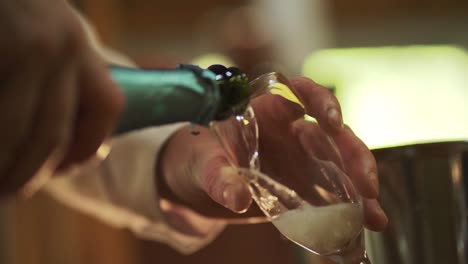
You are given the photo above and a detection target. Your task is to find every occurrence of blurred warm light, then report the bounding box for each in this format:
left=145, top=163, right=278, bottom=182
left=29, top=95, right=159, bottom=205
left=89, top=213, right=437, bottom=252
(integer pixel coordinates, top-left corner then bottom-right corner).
left=303, top=46, right=468, bottom=149
left=190, top=53, right=235, bottom=68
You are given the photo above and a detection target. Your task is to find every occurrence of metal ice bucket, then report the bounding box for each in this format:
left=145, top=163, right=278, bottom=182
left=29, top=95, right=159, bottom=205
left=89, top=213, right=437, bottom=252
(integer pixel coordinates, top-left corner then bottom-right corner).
left=366, top=141, right=468, bottom=264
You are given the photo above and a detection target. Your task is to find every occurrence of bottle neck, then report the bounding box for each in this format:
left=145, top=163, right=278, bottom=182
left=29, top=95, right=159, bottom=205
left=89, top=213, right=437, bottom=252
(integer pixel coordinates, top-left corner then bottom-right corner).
left=111, top=65, right=219, bottom=134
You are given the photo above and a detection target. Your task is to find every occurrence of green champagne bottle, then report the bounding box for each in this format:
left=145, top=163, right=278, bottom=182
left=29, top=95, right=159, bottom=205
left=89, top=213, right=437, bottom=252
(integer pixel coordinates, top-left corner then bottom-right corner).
left=111, top=64, right=250, bottom=134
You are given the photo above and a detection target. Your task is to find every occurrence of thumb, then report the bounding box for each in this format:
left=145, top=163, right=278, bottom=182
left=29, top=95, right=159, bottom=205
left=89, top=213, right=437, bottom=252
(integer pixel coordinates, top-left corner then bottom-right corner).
left=160, top=126, right=252, bottom=216
left=196, top=150, right=252, bottom=213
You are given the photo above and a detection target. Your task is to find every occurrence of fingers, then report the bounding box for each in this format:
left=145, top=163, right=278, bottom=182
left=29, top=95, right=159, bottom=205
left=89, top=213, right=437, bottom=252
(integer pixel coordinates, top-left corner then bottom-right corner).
left=363, top=198, right=388, bottom=231
left=289, top=77, right=379, bottom=199
left=0, top=0, right=123, bottom=195
left=288, top=77, right=388, bottom=227
left=0, top=56, right=44, bottom=182
left=59, top=51, right=125, bottom=169
left=0, top=55, right=78, bottom=196
left=289, top=77, right=344, bottom=133
left=333, top=125, right=379, bottom=199
left=291, top=119, right=345, bottom=170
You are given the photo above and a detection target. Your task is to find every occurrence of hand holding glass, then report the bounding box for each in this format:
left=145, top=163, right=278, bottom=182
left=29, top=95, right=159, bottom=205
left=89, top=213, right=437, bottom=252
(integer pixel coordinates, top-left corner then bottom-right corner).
left=211, top=73, right=370, bottom=264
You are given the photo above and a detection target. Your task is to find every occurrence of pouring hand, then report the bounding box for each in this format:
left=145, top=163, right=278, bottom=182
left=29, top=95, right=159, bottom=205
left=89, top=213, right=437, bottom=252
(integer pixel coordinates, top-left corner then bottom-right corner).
left=0, top=1, right=124, bottom=196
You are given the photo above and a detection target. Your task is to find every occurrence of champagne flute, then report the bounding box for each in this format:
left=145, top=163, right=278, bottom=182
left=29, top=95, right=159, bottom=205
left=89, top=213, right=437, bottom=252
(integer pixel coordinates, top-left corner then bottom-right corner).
left=211, top=72, right=371, bottom=264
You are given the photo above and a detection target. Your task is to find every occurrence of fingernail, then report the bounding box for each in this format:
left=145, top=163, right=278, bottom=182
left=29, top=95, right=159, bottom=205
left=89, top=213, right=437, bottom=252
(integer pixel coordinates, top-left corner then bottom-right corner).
left=327, top=107, right=343, bottom=130
left=222, top=184, right=247, bottom=213
left=218, top=167, right=251, bottom=213
left=219, top=166, right=237, bottom=179
left=368, top=172, right=379, bottom=197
